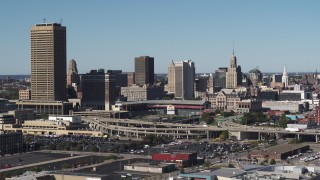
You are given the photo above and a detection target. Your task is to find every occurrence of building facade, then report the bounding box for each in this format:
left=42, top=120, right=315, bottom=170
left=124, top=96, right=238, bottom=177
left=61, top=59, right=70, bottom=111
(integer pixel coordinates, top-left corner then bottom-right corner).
left=134, top=56, right=154, bottom=86
left=121, top=85, right=164, bottom=101
left=80, top=69, right=116, bottom=111
left=167, top=60, right=195, bottom=99
left=31, top=23, right=66, bottom=101
left=214, top=67, right=228, bottom=90
left=226, top=51, right=242, bottom=88
left=19, top=89, right=31, bottom=100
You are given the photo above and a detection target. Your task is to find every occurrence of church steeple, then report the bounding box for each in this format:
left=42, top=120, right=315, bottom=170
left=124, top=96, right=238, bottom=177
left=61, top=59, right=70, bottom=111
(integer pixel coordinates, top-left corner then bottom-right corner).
left=282, top=64, right=289, bottom=88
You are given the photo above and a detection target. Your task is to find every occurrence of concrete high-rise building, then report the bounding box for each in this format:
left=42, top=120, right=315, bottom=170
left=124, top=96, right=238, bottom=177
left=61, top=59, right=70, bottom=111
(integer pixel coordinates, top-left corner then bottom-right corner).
left=167, top=60, right=195, bottom=99
left=226, top=50, right=242, bottom=88
left=67, top=59, right=80, bottom=86
left=214, top=67, right=228, bottom=91
left=282, top=64, right=289, bottom=88
left=134, top=56, right=154, bottom=86
left=31, top=23, right=66, bottom=101
left=167, top=61, right=176, bottom=94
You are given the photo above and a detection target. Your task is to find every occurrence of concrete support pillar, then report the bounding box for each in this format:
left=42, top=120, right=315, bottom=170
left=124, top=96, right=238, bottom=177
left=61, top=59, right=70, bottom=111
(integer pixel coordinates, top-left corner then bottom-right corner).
left=297, top=134, right=300, bottom=140
left=258, top=132, right=261, bottom=140
left=316, top=135, right=318, bottom=143
left=207, top=130, right=209, bottom=139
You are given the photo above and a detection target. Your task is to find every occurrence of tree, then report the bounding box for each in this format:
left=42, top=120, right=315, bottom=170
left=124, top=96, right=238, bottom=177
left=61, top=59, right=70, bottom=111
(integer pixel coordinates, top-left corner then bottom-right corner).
left=219, top=130, right=229, bottom=140
left=200, top=112, right=215, bottom=125
left=270, top=159, right=276, bottom=165
left=62, top=163, right=72, bottom=169
left=203, top=160, right=211, bottom=167
left=278, top=114, right=290, bottom=128
left=195, top=135, right=202, bottom=143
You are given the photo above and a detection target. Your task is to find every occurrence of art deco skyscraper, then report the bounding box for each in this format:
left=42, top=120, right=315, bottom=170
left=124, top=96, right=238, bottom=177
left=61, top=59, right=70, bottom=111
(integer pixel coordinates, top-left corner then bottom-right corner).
left=31, top=23, right=66, bottom=101
left=226, top=50, right=242, bottom=88
left=134, top=56, right=154, bottom=86
left=67, top=59, right=80, bottom=86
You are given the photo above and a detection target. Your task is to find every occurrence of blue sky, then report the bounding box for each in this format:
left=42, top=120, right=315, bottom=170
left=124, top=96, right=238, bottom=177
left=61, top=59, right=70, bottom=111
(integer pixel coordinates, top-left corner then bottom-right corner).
left=1, top=0, right=320, bottom=74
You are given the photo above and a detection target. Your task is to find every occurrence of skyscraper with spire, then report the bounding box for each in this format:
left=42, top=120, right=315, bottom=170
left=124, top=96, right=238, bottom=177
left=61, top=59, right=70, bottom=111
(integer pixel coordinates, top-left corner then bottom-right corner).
left=226, top=50, right=242, bottom=88
left=282, top=64, right=289, bottom=88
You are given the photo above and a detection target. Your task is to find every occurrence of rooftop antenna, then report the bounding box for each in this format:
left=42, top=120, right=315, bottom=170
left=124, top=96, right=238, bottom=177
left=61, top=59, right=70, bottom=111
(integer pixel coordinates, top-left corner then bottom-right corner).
left=60, top=18, right=62, bottom=25
left=233, top=40, right=235, bottom=55
left=43, top=18, right=46, bottom=24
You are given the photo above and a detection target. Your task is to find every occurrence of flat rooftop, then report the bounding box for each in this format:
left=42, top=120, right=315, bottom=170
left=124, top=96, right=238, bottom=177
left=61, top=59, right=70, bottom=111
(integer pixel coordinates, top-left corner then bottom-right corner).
left=252, top=144, right=309, bottom=154
left=180, top=168, right=246, bottom=178
left=117, top=99, right=206, bottom=106
left=125, top=162, right=175, bottom=168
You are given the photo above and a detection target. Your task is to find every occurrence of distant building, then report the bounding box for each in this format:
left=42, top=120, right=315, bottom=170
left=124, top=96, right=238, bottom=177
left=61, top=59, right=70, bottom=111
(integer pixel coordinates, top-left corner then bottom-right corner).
left=248, top=68, right=263, bottom=87
left=16, top=100, right=72, bottom=115
left=167, top=60, right=195, bottom=99
left=107, top=70, right=128, bottom=88
left=262, top=101, right=304, bottom=113
left=209, top=90, right=242, bottom=111
left=0, top=131, right=23, bottom=155
left=124, top=162, right=176, bottom=174
left=214, top=67, right=227, bottom=90
left=126, top=72, right=135, bottom=87
left=134, top=56, right=154, bottom=86
left=152, top=152, right=197, bottom=168
left=207, top=74, right=214, bottom=94
left=67, top=59, right=80, bottom=99
left=226, top=50, right=242, bottom=88
left=282, top=64, right=289, bottom=88
left=31, top=23, right=66, bottom=101
left=0, top=114, right=15, bottom=130
left=67, top=59, right=80, bottom=86
left=0, top=98, right=16, bottom=113
left=121, top=85, right=164, bottom=101
left=19, top=89, right=31, bottom=100
left=80, top=69, right=116, bottom=110
left=48, top=115, right=81, bottom=123
left=8, top=110, right=34, bottom=124
left=236, top=99, right=262, bottom=114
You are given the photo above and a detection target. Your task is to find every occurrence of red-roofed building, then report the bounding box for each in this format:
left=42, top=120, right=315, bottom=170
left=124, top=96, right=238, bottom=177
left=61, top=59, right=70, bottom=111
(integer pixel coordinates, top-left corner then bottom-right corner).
left=152, top=153, right=197, bottom=168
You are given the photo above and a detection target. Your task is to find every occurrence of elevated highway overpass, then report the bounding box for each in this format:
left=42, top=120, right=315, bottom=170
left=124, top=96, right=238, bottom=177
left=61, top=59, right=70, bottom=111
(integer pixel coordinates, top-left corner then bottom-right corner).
left=82, top=117, right=320, bottom=142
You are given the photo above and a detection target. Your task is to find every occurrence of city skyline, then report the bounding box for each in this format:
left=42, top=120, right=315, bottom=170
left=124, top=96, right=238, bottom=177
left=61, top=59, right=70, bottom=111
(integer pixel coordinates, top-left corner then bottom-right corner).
left=1, top=0, right=320, bottom=74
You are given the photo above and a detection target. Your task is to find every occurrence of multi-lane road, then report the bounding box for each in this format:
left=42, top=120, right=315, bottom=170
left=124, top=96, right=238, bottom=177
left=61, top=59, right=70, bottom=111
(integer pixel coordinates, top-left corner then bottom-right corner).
left=83, top=117, right=320, bottom=141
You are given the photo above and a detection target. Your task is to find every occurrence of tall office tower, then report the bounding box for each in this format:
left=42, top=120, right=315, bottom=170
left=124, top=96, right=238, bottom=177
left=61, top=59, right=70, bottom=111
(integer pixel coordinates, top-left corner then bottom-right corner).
left=248, top=68, right=263, bottom=87
left=126, top=72, right=135, bottom=87
left=282, top=64, right=289, bottom=88
left=167, top=60, right=195, bottom=99
left=80, top=69, right=116, bottom=111
left=207, top=74, right=214, bottom=94
left=214, top=67, right=228, bottom=91
left=134, top=56, right=154, bottom=86
left=226, top=50, right=242, bottom=88
left=67, top=59, right=80, bottom=86
left=167, top=61, right=176, bottom=94
left=31, top=23, right=66, bottom=101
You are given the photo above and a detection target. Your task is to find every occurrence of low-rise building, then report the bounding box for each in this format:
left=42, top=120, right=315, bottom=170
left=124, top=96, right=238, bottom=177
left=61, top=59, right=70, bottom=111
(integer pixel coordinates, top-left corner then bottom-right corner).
left=18, top=89, right=31, bottom=100
left=236, top=99, right=262, bottom=114
left=124, top=162, right=176, bottom=173
left=16, top=100, right=73, bottom=115
left=3, top=120, right=102, bottom=137
left=0, top=131, right=23, bottom=155
left=49, top=115, right=81, bottom=123
left=8, top=110, right=34, bottom=124
left=121, top=85, right=164, bottom=101
left=209, top=90, right=242, bottom=111
left=262, top=101, right=304, bottom=113
left=179, top=168, right=246, bottom=180
left=152, top=152, right=197, bottom=168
